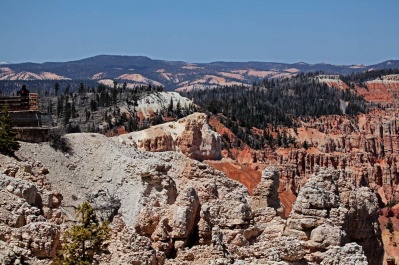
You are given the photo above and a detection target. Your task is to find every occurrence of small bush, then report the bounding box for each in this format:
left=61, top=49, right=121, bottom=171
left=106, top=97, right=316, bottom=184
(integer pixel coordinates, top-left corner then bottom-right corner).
left=0, top=106, right=20, bottom=156
left=48, top=128, right=71, bottom=153
left=66, top=123, right=81, bottom=133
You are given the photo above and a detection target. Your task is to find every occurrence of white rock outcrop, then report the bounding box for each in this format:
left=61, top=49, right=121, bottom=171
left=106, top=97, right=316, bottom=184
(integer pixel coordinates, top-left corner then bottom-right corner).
left=0, top=173, right=62, bottom=263
left=117, top=112, right=221, bottom=161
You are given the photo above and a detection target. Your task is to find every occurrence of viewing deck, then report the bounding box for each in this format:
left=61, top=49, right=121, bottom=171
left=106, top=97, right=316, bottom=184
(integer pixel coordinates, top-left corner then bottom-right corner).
left=0, top=93, right=53, bottom=142
left=0, top=93, right=39, bottom=111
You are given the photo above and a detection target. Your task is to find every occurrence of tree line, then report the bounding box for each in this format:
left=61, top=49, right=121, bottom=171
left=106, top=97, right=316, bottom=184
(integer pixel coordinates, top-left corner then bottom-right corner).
left=182, top=71, right=368, bottom=151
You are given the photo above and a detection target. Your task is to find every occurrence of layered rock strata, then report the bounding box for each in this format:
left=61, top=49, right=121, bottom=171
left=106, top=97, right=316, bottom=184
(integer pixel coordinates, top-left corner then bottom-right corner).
left=117, top=112, right=221, bottom=161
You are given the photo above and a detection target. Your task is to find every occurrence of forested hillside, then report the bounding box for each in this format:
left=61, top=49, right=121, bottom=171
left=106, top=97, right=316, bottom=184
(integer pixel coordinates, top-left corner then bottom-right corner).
left=33, top=82, right=195, bottom=136
left=340, top=68, right=399, bottom=85
left=183, top=72, right=367, bottom=150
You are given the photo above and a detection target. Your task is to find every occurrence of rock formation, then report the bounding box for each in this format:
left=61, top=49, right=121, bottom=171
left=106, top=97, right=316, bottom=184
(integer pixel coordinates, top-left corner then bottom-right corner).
left=117, top=112, right=221, bottom=161
left=0, top=173, right=63, bottom=264
left=0, top=130, right=386, bottom=264
left=129, top=162, right=382, bottom=264
left=285, top=166, right=383, bottom=264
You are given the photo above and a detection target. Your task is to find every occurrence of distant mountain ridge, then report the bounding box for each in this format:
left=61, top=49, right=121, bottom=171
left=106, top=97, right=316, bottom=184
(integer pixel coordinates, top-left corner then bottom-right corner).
left=1, top=55, right=399, bottom=91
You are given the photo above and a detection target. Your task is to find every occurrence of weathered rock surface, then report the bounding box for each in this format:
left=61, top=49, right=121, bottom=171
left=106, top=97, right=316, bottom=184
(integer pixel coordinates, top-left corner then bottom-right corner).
left=117, top=112, right=222, bottom=161
left=0, top=133, right=384, bottom=264
left=285, top=167, right=383, bottom=264
left=320, top=243, right=368, bottom=265
left=132, top=164, right=380, bottom=264
left=0, top=173, right=62, bottom=264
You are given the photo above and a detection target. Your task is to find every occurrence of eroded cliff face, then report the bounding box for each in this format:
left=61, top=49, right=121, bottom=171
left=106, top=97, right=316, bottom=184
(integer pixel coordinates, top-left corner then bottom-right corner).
left=204, top=104, right=399, bottom=263
left=218, top=109, right=399, bottom=207
left=128, top=166, right=382, bottom=264
left=356, top=75, right=399, bottom=104
left=0, top=134, right=382, bottom=264
left=116, top=112, right=221, bottom=161
left=0, top=169, right=63, bottom=264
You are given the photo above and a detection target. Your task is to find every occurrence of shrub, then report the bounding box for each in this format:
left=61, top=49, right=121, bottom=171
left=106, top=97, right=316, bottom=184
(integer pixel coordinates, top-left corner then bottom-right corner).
left=48, top=128, right=71, bottom=153
left=0, top=106, right=20, bottom=156
left=387, top=218, right=394, bottom=235
left=56, top=202, right=110, bottom=264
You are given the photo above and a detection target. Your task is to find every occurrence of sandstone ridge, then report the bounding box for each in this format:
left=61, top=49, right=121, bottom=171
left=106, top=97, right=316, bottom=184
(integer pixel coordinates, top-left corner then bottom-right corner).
left=116, top=112, right=222, bottom=161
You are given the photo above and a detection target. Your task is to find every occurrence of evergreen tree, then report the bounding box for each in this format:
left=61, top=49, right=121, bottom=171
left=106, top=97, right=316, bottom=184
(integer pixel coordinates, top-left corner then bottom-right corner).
left=78, top=83, right=85, bottom=94
left=64, top=99, right=72, bottom=126
left=0, top=106, right=20, bottom=156
left=176, top=100, right=181, bottom=117
left=48, top=99, right=53, bottom=115
left=71, top=100, right=77, bottom=118
left=54, top=82, right=60, bottom=96
left=168, top=97, right=174, bottom=113
left=64, top=84, right=71, bottom=95
left=90, top=99, right=98, bottom=112
left=57, top=96, right=64, bottom=117
left=56, top=202, right=110, bottom=265
left=111, top=87, right=118, bottom=105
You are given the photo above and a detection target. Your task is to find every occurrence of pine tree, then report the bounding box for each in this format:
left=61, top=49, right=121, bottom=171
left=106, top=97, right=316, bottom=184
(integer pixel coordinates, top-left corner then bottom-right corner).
left=176, top=100, right=181, bottom=117
left=57, top=95, right=64, bottom=117
left=54, top=82, right=60, bottom=96
left=0, top=106, right=20, bottom=155
left=64, top=84, right=71, bottom=95
left=168, top=97, right=174, bottom=113
left=56, top=202, right=110, bottom=265
left=78, top=83, right=85, bottom=94
left=63, top=100, right=71, bottom=126
left=71, top=100, right=77, bottom=118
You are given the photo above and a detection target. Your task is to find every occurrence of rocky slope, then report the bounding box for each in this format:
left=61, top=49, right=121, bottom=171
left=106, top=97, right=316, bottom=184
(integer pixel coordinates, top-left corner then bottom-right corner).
left=192, top=80, right=399, bottom=263
left=0, top=132, right=385, bottom=264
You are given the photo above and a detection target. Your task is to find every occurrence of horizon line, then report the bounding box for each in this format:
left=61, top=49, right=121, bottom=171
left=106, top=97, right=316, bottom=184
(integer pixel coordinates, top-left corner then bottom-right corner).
left=2, top=54, right=398, bottom=67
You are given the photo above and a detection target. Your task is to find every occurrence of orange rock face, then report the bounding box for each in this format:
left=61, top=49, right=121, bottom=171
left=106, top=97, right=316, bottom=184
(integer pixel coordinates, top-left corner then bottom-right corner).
left=204, top=160, right=261, bottom=195
left=357, top=75, right=399, bottom=103
left=205, top=80, right=399, bottom=208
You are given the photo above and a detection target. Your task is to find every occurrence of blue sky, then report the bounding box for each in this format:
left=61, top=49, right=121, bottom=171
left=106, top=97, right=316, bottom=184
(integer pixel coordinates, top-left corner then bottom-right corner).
left=0, top=0, right=398, bottom=64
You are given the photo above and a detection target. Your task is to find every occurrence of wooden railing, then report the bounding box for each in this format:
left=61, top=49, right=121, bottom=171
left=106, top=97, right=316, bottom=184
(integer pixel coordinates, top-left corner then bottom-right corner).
left=0, top=93, right=39, bottom=111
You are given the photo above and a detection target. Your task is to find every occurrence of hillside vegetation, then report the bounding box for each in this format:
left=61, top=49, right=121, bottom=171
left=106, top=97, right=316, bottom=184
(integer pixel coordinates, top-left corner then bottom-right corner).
left=183, top=71, right=368, bottom=150
left=24, top=82, right=195, bottom=135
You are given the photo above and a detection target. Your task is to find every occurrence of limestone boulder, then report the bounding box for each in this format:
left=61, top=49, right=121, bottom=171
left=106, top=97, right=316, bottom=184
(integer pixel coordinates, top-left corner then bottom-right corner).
left=320, top=243, right=368, bottom=265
